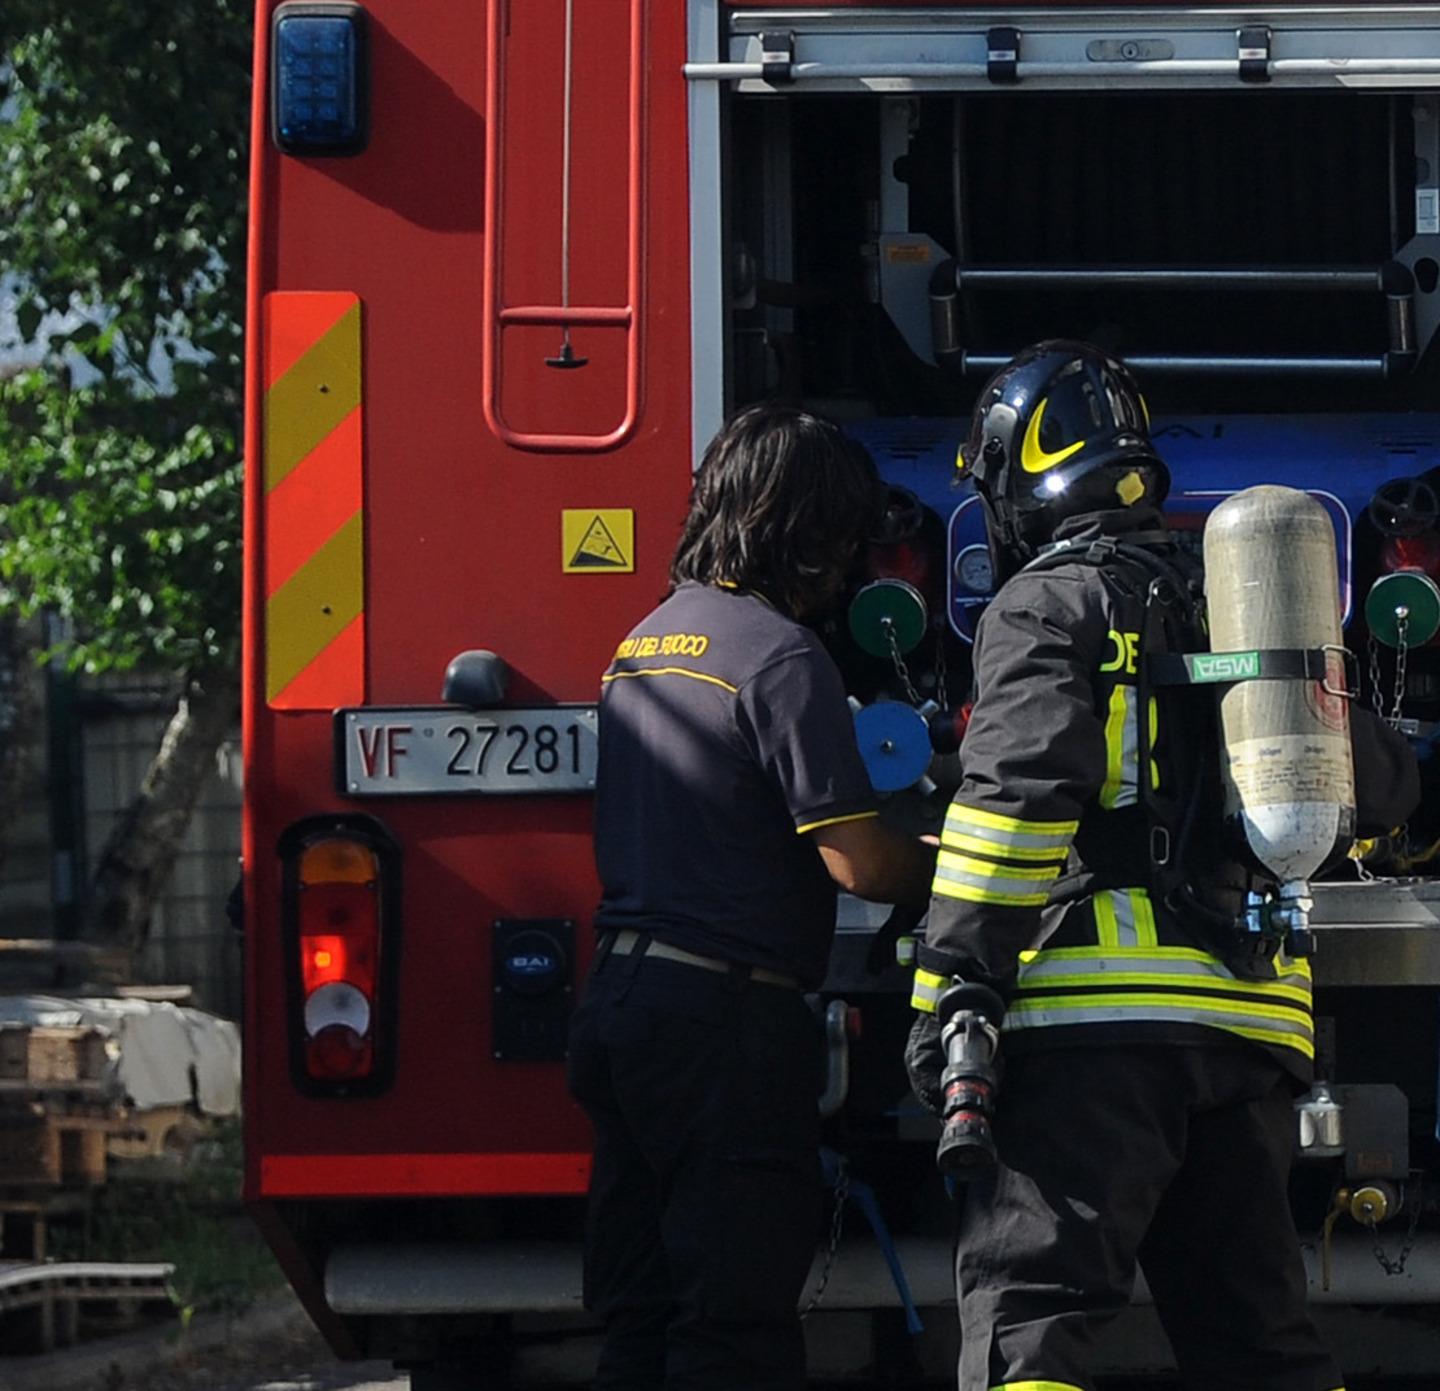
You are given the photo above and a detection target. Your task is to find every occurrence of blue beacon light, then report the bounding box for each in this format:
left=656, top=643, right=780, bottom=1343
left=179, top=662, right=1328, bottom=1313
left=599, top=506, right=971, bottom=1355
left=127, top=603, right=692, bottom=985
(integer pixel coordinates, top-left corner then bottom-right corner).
left=272, top=5, right=367, bottom=156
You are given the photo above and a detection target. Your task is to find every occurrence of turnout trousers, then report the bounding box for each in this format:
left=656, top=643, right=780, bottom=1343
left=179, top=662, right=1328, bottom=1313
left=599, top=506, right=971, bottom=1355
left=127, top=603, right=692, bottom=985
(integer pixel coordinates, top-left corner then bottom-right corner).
left=566, top=942, right=821, bottom=1391
left=956, top=1042, right=1345, bottom=1391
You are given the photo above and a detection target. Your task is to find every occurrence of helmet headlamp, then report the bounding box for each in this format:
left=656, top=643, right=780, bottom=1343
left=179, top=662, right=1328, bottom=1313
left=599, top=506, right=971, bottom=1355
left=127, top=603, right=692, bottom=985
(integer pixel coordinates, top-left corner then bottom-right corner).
left=967, top=402, right=1019, bottom=490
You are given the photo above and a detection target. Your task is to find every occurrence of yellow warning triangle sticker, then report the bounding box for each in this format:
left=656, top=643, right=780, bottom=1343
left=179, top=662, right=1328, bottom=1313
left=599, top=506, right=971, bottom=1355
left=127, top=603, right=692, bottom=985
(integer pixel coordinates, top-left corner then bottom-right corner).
left=562, top=509, right=634, bottom=573
left=571, top=516, right=625, bottom=567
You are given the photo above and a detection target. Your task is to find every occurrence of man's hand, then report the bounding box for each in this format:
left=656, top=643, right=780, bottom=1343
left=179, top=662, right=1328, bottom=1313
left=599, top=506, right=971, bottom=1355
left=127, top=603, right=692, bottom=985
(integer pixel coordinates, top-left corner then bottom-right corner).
left=905, top=1012, right=945, bottom=1115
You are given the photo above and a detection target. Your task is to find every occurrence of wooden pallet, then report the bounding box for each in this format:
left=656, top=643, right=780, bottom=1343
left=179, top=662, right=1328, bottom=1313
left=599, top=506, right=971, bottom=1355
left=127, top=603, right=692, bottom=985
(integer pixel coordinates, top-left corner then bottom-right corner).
left=0, top=1026, right=109, bottom=1086
left=0, top=1106, right=114, bottom=1188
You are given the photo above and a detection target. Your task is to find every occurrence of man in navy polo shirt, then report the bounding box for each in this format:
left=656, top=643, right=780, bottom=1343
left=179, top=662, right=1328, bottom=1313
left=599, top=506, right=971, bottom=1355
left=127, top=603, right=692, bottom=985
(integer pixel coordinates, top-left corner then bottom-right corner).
left=568, top=403, right=936, bottom=1391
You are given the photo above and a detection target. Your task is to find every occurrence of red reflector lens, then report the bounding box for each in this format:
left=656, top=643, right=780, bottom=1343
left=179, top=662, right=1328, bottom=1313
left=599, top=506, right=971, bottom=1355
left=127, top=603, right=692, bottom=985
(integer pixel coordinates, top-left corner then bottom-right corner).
left=299, top=883, right=378, bottom=995
left=307, top=1023, right=373, bottom=1080
left=300, top=926, right=378, bottom=995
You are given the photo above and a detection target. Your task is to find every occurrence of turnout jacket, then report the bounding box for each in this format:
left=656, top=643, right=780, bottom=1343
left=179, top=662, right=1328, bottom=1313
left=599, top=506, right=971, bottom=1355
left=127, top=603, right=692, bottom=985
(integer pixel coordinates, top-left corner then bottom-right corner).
left=912, top=506, right=1321, bottom=1082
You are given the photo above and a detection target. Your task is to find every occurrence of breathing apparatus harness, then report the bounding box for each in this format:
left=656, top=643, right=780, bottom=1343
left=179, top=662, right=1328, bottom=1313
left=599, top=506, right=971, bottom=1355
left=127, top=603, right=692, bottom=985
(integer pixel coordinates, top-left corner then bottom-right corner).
left=1019, top=531, right=1340, bottom=968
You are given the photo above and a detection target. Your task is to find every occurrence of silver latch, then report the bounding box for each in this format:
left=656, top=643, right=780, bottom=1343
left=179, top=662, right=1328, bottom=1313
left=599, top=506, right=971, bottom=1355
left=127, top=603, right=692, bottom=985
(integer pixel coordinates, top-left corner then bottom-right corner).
left=1237, top=26, right=1271, bottom=83
left=759, top=30, right=795, bottom=84
left=987, top=27, right=1020, bottom=84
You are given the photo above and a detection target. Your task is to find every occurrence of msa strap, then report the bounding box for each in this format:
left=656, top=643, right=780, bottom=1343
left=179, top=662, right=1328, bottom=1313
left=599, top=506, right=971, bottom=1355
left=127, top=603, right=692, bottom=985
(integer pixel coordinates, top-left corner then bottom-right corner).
left=1150, top=645, right=1357, bottom=694
left=1024, top=540, right=1359, bottom=698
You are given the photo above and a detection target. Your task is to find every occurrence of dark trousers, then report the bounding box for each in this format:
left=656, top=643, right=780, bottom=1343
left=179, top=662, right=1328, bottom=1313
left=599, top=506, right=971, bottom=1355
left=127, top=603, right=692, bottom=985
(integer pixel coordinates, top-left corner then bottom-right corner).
left=956, top=1044, right=1345, bottom=1391
left=566, top=944, right=822, bottom=1391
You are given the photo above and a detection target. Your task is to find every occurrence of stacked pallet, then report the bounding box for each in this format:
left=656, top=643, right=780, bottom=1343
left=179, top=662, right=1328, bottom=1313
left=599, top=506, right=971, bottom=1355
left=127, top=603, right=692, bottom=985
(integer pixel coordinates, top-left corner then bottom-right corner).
left=0, top=1025, right=116, bottom=1193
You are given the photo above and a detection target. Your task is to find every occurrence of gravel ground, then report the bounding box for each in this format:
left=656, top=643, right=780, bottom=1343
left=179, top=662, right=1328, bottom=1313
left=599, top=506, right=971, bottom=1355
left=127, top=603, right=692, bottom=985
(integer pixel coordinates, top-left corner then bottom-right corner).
left=138, top=1313, right=401, bottom=1391
left=0, top=1293, right=397, bottom=1391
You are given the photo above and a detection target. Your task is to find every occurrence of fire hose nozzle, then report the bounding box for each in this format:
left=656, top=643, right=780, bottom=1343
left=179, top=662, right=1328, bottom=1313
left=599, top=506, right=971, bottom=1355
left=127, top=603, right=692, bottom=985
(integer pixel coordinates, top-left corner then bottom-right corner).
left=934, top=981, right=1005, bottom=1178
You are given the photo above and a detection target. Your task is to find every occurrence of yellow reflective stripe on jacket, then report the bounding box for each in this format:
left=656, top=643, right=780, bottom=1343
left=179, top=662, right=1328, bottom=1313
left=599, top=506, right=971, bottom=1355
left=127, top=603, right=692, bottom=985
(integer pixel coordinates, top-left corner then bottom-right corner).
left=1098, top=688, right=1159, bottom=810
left=938, top=852, right=1059, bottom=882
left=941, top=829, right=1070, bottom=863
left=1099, top=685, right=1134, bottom=809
left=932, top=873, right=1052, bottom=908
left=943, top=803, right=1077, bottom=852
left=933, top=804, right=1074, bottom=907
left=1092, top=888, right=1159, bottom=948
left=1148, top=696, right=1159, bottom=791
left=911, top=967, right=947, bottom=1014
left=1016, top=944, right=1312, bottom=1006
left=1004, top=991, right=1314, bottom=1057
left=1026, top=943, right=1313, bottom=982
left=934, top=851, right=1062, bottom=909
left=1017, top=967, right=1311, bottom=1008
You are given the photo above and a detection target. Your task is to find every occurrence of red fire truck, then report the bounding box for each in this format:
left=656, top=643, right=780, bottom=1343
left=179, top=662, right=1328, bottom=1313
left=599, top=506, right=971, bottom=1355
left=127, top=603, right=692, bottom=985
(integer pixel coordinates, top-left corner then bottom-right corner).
left=245, top=2, right=1440, bottom=1383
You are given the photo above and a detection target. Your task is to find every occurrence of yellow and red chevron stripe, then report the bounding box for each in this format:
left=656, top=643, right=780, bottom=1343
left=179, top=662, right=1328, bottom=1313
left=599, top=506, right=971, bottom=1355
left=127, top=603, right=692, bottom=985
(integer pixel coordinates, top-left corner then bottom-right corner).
left=262, top=291, right=365, bottom=709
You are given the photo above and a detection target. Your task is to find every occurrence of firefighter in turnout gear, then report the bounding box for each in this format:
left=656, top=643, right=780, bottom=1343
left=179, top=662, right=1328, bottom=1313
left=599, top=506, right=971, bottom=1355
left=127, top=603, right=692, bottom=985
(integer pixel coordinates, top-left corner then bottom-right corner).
left=905, top=342, right=1417, bottom=1391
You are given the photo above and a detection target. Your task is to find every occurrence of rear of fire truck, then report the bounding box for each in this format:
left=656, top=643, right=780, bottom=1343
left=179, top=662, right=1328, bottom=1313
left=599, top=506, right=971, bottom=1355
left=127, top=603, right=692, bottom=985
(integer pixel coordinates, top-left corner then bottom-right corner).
left=244, top=1, right=1440, bottom=1383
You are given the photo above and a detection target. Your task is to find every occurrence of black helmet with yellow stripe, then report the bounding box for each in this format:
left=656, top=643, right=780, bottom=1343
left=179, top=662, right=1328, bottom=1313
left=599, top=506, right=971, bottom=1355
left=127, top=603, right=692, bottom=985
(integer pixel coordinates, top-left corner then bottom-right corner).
left=960, top=340, right=1169, bottom=568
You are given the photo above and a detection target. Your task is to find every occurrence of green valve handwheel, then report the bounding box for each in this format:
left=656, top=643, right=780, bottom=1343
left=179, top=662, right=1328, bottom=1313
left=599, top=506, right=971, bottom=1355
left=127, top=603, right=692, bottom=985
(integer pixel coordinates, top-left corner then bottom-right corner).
left=1365, top=570, right=1440, bottom=648
left=849, top=579, right=928, bottom=658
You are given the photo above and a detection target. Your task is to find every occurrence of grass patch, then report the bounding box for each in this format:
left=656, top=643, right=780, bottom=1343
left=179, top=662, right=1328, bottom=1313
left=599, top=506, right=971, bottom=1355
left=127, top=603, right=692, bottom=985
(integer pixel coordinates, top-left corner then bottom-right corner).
left=50, top=1116, right=286, bottom=1316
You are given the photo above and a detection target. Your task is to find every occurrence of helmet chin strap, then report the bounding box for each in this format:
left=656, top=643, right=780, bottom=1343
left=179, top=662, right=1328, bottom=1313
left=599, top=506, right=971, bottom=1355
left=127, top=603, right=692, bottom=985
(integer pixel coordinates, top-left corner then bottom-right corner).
left=978, top=491, right=1032, bottom=586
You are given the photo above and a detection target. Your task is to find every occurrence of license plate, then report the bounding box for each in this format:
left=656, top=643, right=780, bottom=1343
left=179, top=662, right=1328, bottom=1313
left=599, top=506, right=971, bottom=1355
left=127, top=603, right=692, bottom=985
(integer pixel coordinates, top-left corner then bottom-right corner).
left=337, top=706, right=598, bottom=796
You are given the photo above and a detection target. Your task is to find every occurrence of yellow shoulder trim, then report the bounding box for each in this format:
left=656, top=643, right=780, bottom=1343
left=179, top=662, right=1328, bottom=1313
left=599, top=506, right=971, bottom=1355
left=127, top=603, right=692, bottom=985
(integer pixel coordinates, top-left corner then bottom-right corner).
left=601, top=667, right=739, bottom=694
left=796, top=810, right=880, bottom=835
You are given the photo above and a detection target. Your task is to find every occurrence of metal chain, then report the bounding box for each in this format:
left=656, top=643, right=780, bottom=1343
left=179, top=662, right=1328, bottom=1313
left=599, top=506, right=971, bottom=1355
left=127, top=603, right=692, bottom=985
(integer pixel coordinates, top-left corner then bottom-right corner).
left=1390, top=610, right=1410, bottom=726
left=1368, top=635, right=1385, bottom=720
left=1369, top=616, right=1413, bottom=727
left=1367, top=1194, right=1423, bottom=1277
left=883, top=619, right=924, bottom=707
left=801, top=1157, right=849, bottom=1319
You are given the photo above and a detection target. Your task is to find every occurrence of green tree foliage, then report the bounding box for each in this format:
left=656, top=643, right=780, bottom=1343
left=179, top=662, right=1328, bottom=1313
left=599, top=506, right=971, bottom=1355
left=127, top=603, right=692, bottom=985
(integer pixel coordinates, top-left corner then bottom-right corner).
left=0, top=376, right=239, bottom=670
left=0, top=5, right=253, bottom=955
left=0, top=2, right=251, bottom=672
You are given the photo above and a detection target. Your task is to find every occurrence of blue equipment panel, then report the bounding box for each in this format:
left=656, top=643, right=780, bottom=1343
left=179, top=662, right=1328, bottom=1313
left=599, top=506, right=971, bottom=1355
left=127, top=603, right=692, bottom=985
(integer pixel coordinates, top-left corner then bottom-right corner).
left=847, top=414, right=1440, bottom=643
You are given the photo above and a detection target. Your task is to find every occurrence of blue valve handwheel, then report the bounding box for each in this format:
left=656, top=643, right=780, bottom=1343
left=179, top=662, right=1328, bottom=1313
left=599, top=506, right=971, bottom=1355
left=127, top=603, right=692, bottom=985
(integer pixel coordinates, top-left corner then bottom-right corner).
left=853, top=700, right=932, bottom=793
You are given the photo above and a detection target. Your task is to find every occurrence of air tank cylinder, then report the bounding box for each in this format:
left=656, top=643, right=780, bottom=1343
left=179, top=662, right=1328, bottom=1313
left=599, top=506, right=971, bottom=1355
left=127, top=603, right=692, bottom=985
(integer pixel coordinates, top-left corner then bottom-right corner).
left=1203, top=486, right=1355, bottom=888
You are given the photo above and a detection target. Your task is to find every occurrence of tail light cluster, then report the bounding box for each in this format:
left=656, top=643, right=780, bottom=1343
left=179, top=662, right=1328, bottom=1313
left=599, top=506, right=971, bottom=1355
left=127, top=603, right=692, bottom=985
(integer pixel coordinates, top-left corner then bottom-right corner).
left=280, top=816, right=400, bottom=1096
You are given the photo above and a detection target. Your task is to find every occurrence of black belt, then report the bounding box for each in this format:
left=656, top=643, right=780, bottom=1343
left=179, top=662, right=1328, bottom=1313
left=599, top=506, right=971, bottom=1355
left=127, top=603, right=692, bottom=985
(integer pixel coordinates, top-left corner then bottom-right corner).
left=606, top=928, right=800, bottom=990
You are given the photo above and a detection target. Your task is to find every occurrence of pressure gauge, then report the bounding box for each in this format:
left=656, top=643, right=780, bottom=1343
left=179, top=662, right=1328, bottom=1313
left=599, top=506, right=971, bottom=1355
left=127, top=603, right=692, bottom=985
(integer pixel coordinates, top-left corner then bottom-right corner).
left=954, top=544, right=994, bottom=595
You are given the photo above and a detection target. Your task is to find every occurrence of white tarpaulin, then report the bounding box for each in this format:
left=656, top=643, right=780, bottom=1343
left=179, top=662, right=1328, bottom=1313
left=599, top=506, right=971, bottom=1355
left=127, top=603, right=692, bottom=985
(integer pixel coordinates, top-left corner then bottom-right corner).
left=0, top=995, right=240, bottom=1114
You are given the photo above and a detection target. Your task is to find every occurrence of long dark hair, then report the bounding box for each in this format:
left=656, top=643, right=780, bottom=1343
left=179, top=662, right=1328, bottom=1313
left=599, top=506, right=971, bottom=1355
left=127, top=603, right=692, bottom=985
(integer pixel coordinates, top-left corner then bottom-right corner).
left=670, top=404, right=880, bottom=616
